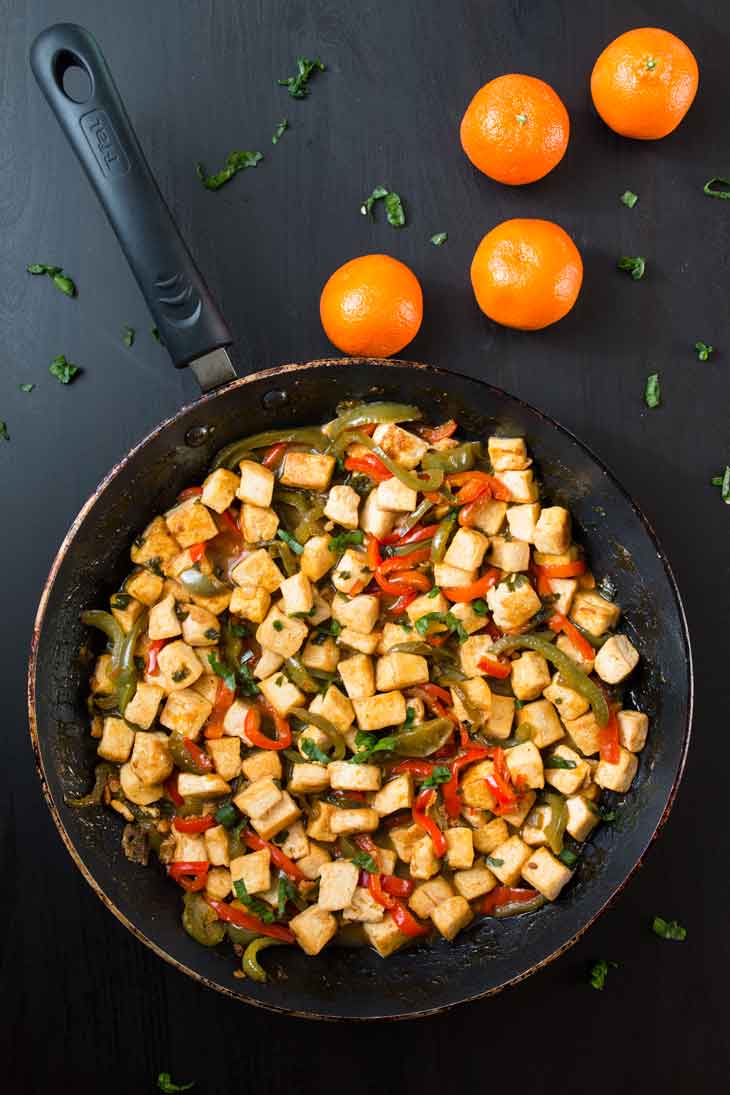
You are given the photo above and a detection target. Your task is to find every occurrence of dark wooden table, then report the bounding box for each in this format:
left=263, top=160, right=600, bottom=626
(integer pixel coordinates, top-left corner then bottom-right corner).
left=3, top=0, right=728, bottom=1089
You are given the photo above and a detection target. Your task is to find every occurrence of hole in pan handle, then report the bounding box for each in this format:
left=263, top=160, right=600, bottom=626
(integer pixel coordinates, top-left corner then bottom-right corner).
left=29, top=23, right=236, bottom=393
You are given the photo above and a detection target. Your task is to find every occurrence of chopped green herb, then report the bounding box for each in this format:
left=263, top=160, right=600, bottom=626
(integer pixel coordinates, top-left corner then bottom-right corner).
left=27, top=263, right=76, bottom=297
left=337, top=570, right=351, bottom=581
left=278, top=58, right=325, bottom=100
left=545, top=755, right=577, bottom=770
left=350, top=730, right=399, bottom=763
left=236, top=661, right=260, bottom=697
left=18, top=383, right=34, bottom=393
left=53, top=273, right=76, bottom=297
left=421, top=765, right=452, bottom=790
left=617, top=255, right=645, bottom=280
left=486, top=856, right=504, bottom=868
left=403, top=706, right=416, bottom=729
left=0, top=422, right=8, bottom=442
left=145, top=556, right=164, bottom=578
left=111, top=593, right=132, bottom=610
left=589, top=958, right=617, bottom=990
left=151, top=326, right=162, bottom=343
left=48, top=354, right=80, bottom=384
left=595, top=803, right=616, bottom=822
left=414, top=610, right=468, bottom=643
left=427, top=586, right=440, bottom=599
left=233, top=878, right=275, bottom=922
left=558, top=848, right=580, bottom=868
left=207, top=652, right=236, bottom=693
left=703, top=177, right=730, bottom=200
left=27, top=263, right=61, bottom=276
left=277, top=528, right=305, bottom=554
left=301, top=738, right=332, bottom=765
left=156, top=1073, right=195, bottom=1094
left=171, top=667, right=190, bottom=683
left=214, top=802, right=238, bottom=828
left=644, top=372, right=661, bottom=409
left=276, top=875, right=305, bottom=916
left=472, top=599, right=488, bottom=616
left=711, top=466, right=730, bottom=503
left=272, top=619, right=284, bottom=631
left=204, top=628, right=220, bottom=641
left=620, top=190, right=638, bottom=208
left=694, top=341, right=714, bottom=361
left=272, top=118, right=289, bottom=144
left=351, top=850, right=378, bottom=873
left=652, top=916, right=687, bottom=941
left=328, top=529, right=365, bottom=552
left=361, top=185, right=388, bottom=217
left=430, top=232, right=448, bottom=246
left=196, top=150, right=263, bottom=191
left=123, top=326, right=135, bottom=347
left=230, top=622, right=249, bottom=638
left=361, top=186, right=406, bottom=227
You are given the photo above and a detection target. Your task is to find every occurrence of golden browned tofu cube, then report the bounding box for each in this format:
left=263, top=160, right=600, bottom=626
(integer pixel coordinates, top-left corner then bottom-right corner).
left=231, top=549, right=283, bottom=593
left=240, top=503, right=279, bottom=544
left=279, top=451, right=336, bottom=491
left=331, top=592, right=380, bottom=634
left=90, top=653, right=116, bottom=696
left=175, top=772, right=230, bottom=799
left=329, top=761, right=381, bottom=792
left=431, top=896, right=473, bottom=941
left=570, top=590, right=621, bottom=638
left=543, top=673, right=590, bottom=721
left=408, top=876, right=455, bottom=919
left=545, top=744, right=589, bottom=795
left=452, top=864, right=497, bottom=901
left=110, top=595, right=144, bottom=635
left=130, top=516, right=180, bottom=569
left=241, top=750, right=282, bottom=782
left=353, top=690, right=406, bottom=732
left=204, top=824, right=231, bottom=867
left=432, top=562, right=477, bottom=589
left=331, top=548, right=372, bottom=596
left=318, top=860, right=359, bottom=911
left=338, top=653, right=376, bottom=700
left=521, top=846, right=573, bottom=901
left=460, top=759, right=497, bottom=810
left=488, top=536, right=531, bottom=573
left=302, top=636, right=340, bottom=673
left=376, top=652, right=429, bottom=692
left=325, top=484, right=361, bottom=529
left=375, top=476, right=417, bottom=513
left=280, top=821, right=309, bottom=861
left=617, top=710, right=649, bottom=752
left=130, top=731, right=174, bottom=786
left=488, top=436, right=530, bottom=472
left=330, top=807, right=379, bottom=836
left=206, top=736, right=241, bottom=781
left=298, top=844, right=332, bottom=880
left=563, top=710, right=600, bottom=755
left=148, top=593, right=182, bottom=641
left=258, top=672, right=305, bottom=717
left=493, top=468, right=538, bottom=503
left=125, top=567, right=165, bottom=607
left=372, top=423, right=427, bottom=469
left=470, top=496, right=508, bottom=536
left=300, top=535, right=336, bottom=582
left=510, top=652, right=551, bottom=701
left=594, top=747, right=638, bottom=793
left=230, top=848, right=271, bottom=894
left=234, top=776, right=282, bottom=819
left=156, top=640, right=204, bottom=692
left=289, top=762, right=330, bottom=794
left=289, top=905, right=338, bottom=955
left=406, top=590, right=450, bottom=629
left=444, top=527, right=489, bottom=571
left=236, top=460, right=275, bottom=507
left=450, top=676, right=492, bottom=727
left=448, top=601, right=489, bottom=637
left=119, top=761, right=163, bottom=806
left=279, top=571, right=314, bottom=617
left=159, top=687, right=213, bottom=738
left=180, top=604, right=220, bottom=647
left=363, top=913, right=409, bottom=957
left=445, top=827, right=474, bottom=870
left=500, top=790, right=536, bottom=828
left=256, top=604, right=308, bottom=659
left=410, top=834, right=440, bottom=880
left=533, top=507, right=571, bottom=555
left=372, top=773, right=413, bottom=816
left=309, top=685, right=355, bottom=733
left=250, top=791, right=301, bottom=841
left=473, top=817, right=509, bottom=855
left=486, top=579, right=541, bottom=631
left=201, top=467, right=239, bottom=513
left=97, top=716, right=135, bottom=764
left=487, top=693, right=515, bottom=739
left=505, top=502, right=541, bottom=543
left=230, top=584, right=271, bottom=623
left=342, top=888, right=386, bottom=923
left=556, top=632, right=595, bottom=674
left=489, top=835, right=532, bottom=886
left=505, top=740, right=545, bottom=790
left=565, top=795, right=599, bottom=841
left=124, top=682, right=164, bottom=730
left=518, top=698, right=564, bottom=749
left=390, top=823, right=422, bottom=862
left=594, top=635, right=639, bottom=685
left=164, top=498, right=219, bottom=549
left=204, top=866, right=232, bottom=901
left=306, top=802, right=338, bottom=843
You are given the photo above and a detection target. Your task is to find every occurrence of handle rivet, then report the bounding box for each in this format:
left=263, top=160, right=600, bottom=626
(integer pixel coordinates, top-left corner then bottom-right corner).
left=262, top=389, right=288, bottom=410
left=185, top=425, right=213, bottom=448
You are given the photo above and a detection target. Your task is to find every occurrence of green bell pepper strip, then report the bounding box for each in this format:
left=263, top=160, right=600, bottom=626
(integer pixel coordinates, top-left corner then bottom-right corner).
left=421, top=442, right=481, bottom=473
left=349, top=431, right=444, bottom=492
left=182, top=892, right=226, bottom=946
left=492, top=894, right=546, bottom=918
left=241, top=937, right=287, bottom=982
left=390, top=716, right=454, bottom=757
left=81, top=609, right=125, bottom=668
left=391, top=537, right=433, bottom=556
left=430, top=511, right=457, bottom=562
left=116, top=609, right=149, bottom=714
left=324, top=402, right=422, bottom=440
left=66, top=761, right=115, bottom=807
left=268, top=540, right=298, bottom=577
left=449, top=681, right=479, bottom=725
left=212, top=427, right=329, bottom=469
left=179, top=568, right=230, bottom=598
left=292, top=710, right=346, bottom=759
left=543, top=792, right=568, bottom=855
left=394, top=498, right=433, bottom=537
left=489, top=634, right=609, bottom=726
left=285, top=657, right=319, bottom=693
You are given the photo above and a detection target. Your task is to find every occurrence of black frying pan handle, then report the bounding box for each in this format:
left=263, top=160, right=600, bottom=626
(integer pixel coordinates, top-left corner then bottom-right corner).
left=30, top=23, right=233, bottom=370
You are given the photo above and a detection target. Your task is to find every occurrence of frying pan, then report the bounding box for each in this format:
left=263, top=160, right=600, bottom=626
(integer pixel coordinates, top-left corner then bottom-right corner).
left=27, top=23, right=693, bottom=1020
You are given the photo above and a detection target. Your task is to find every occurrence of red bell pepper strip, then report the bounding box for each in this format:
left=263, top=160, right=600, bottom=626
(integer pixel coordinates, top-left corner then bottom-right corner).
left=547, top=613, right=596, bottom=663
left=204, top=897, right=295, bottom=942
left=381, top=523, right=440, bottom=547
left=204, top=677, right=236, bottom=739
left=368, top=872, right=395, bottom=909
left=599, top=705, right=620, bottom=764
left=482, top=886, right=539, bottom=915
left=420, top=419, right=458, bottom=443
left=534, top=560, right=587, bottom=579
left=183, top=737, right=214, bottom=772
left=344, top=454, right=393, bottom=482
left=169, top=861, right=209, bottom=892
left=244, top=829, right=305, bottom=882
left=188, top=541, right=207, bottom=563
left=391, top=900, right=429, bottom=937
left=477, top=654, right=512, bottom=680
left=365, top=533, right=383, bottom=571
left=388, top=590, right=419, bottom=615
left=164, top=773, right=184, bottom=807
left=219, top=508, right=241, bottom=537
left=412, top=787, right=447, bottom=857
left=374, top=569, right=431, bottom=595
left=485, top=748, right=518, bottom=813
left=378, top=547, right=431, bottom=575
left=390, top=759, right=436, bottom=779
left=261, top=441, right=288, bottom=468
left=328, top=788, right=368, bottom=805
left=442, top=568, right=501, bottom=603
left=442, top=746, right=491, bottom=817
left=419, top=682, right=452, bottom=706
left=535, top=569, right=554, bottom=598
left=177, top=486, right=203, bottom=501
left=458, top=488, right=492, bottom=527
left=244, top=703, right=292, bottom=751
left=173, top=815, right=216, bottom=834
left=381, top=874, right=414, bottom=898
left=145, top=637, right=168, bottom=676
left=447, top=471, right=511, bottom=502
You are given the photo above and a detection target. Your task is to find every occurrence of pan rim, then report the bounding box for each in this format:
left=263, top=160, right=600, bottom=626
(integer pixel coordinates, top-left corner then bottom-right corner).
left=27, top=356, right=694, bottom=1020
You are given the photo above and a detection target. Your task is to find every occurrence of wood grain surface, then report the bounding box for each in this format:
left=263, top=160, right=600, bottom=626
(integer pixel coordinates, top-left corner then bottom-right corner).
left=1, top=0, right=727, bottom=1090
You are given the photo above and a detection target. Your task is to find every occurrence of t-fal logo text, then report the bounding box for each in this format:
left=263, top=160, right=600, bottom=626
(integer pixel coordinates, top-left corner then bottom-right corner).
left=80, top=110, right=130, bottom=177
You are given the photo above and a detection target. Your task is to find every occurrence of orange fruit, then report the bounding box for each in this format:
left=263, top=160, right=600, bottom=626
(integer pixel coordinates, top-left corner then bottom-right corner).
left=591, top=27, right=698, bottom=139
left=470, top=219, right=583, bottom=331
left=320, top=254, right=423, bottom=357
left=460, top=74, right=569, bottom=185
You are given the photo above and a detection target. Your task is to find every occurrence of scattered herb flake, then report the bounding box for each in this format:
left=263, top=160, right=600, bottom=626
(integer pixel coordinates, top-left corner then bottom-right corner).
left=620, top=190, right=638, bottom=208
left=27, top=263, right=76, bottom=297
left=472, top=598, right=488, bottom=616
left=27, top=263, right=61, bottom=275
left=272, top=619, right=284, bottom=631
left=545, top=755, right=577, bottom=769
left=350, top=730, right=399, bottom=764
left=694, top=341, right=714, bottom=361
left=486, top=856, right=504, bottom=868
left=156, top=1073, right=195, bottom=1094
left=272, top=118, right=289, bottom=144
left=420, top=765, right=452, bottom=790
left=430, top=232, right=448, bottom=245
left=352, top=850, right=378, bottom=873
left=53, top=272, right=76, bottom=297
left=0, top=421, right=8, bottom=441
left=123, top=326, right=135, bottom=347
left=617, top=255, right=645, bottom=280
left=196, top=150, right=263, bottom=191
left=301, top=738, right=331, bottom=765
left=652, top=916, right=687, bottom=941
left=233, top=878, right=275, bottom=922
left=19, top=383, right=34, bottom=393
left=48, top=354, right=80, bottom=384
left=361, top=186, right=406, bottom=227
left=151, top=326, right=162, bottom=343
left=328, top=529, right=364, bottom=553
left=644, top=372, right=661, bottom=409
left=207, top=652, right=236, bottom=693
left=277, top=528, right=305, bottom=554
left=278, top=57, right=325, bottom=99
left=711, top=466, right=730, bottom=503
left=558, top=848, right=580, bottom=868
left=703, top=177, right=730, bottom=200
left=589, top=958, right=617, bottom=990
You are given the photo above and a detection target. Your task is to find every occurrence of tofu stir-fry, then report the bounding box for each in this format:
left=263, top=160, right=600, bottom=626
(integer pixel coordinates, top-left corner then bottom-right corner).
left=78, top=402, right=648, bottom=974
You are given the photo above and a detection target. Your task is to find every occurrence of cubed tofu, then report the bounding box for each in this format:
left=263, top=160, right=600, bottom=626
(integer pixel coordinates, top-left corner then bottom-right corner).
left=473, top=817, right=510, bottom=855
left=177, top=772, right=232, bottom=799
left=488, top=536, right=531, bottom=572
left=259, top=672, right=306, bottom=718
left=331, top=548, right=372, bottom=595
left=301, top=636, right=340, bottom=674
left=450, top=677, right=492, bottom=727
left=231, top=549, right=284, bottom=594
left=372, top=422, right=427, bottom=469
left=521, top=846, right=573, bottom=901
left=460, top=634, right=498, bottom=679
left=570, top=590, right=620, bottom=637
left=375, top=652, right=429, bottom=692
left=410, top=835, right=440, bottom=880
left=449, top=601, right=488, bottom=636
left=501, top=790, right=536, bottom=828
left=505, top=740, right=544, bottom=789
left=372, top=773, right=413, bottom=816
left=222, top=697, right=256, bottom=741
left=378, top=622, right=415, bottom=652
left=442, top=528, right=489, bottom=573
left=180, top=604, right=220, bottom=647
left=461, top=760, right=497, bottom=810
left=329, top=807, right=380, bottom=836
left=318, top=860, right=359, bottom=911
left=310, top=685, right=355, bottom=733
left=229, top=584, right=271, bottom=624
left=256, top=604, right=308, bottom=659
left=230, top=848, right=271, bottom=895
left=445, top=827, right=474, bottom=870
left=124, top=682, right=164, bottom=730
left=128, top=730, right=172, bottom=785
left=148, top=593, right=181, bottom=641
left=165, top=547, right=215, bottom=582
left=518, top=699, right=564, bottom=749
left=290, top=905, right=337, bottom=955
left=159, top=688, right=213, bottom=738
left=521, top=804, right=554, bottom=846
left=617, top=709, right=649, bottom=752
left=506, top=502, right=541, bottom=543
left=533, top=507, right=571, bottom=555
left=300, top=535, right=336, bottom=582
left=493, top=469, right=538, bottom=503
left=109, top=595, right=144, bottom=638
left=594, top=747, right=638, bottom=793
left=543, top=673, right=590, bottom=721
left=489, top=835, right=532, bottom=886
left=156, top=639, right=204, bottom=692
left=563, top=711, right=600, bottom=756
left=298, top=843, right=331, bottom=881
left=470, top=497, right=508, bottom=536
left=97, top=716, right=135, bottom=763
left=338, top=627, right=381, bottom=655
left=204, top=824, right=231, bottom=867
left=289, top=762, right=330, bottom=794
left=556, top=632, right=595, bottom=674
left=453, top=864, right=497, bottom=901
left=164, top=498, right=219, bottom=549
left=375, top=477, right=417, bottom=513
left=547, top=577, right=578, bottom=616
left=250, top=790, right=301, bottom=840
left=241, top=750, right=282, bottom=782
left=204, top=866, right=232, bottom=901
left=329, top=761, right=382, bottom=792
left=174, top=832, right=208, bottom=863
left=409, top=876, right=455, bottom=919
left=510, top=652, right=551, bottom=701
left=406, top=590, right=450, bottom=630
left=119, top=761, right=163, bottom=805
left=253, top=649, right=284, bottom=681
left=280, top=452, right=336, bottom=492
left=338, top=653, right=376, bottom=700
left=545, top=744, right=589, bottom=795
left=331, top=592, right=380, bottom=634
left=390, top=823, right=422, bottom=863
left=359, top=490, right=396, bottom=539
left=324, top=484, right=361, bottom=529
left=193, top=672, right=220, bottom=706
left=433, top=562, right=477, bottom=588
left=342, top=887, right=386, bottom=923
left=201, top=467, right=239, bottom=513
left=487, top=694, right=515, bottom=740
left=240, top=503, right=279, bottom=543
left=486, top=579, right=541, bottom=631
left=488, top=436, right=530, bottom=472
left=306, top=802, right=338, bottom=843
left=206, top=737, right=241, bottom=781
left=234, top=777, right=283, bottom=819
left=236, top=460, right=275, bottom=508
left=363, top=913, right=409, bottom=957
left=431, top=895, right=473, bottom=940
left=280, top=821, right=310, bottom=861
left=125, top=568, right=165, bottom=607
left=565, top=795, right=600, bottom=841
left=594, top=635, right=639, bottom=684
left=353, top=690, right=406, bottom=731
left=130, top=516, right=180, bottom=569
